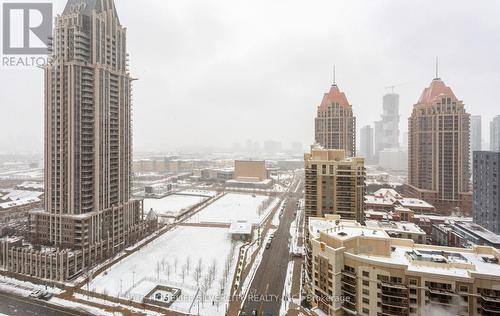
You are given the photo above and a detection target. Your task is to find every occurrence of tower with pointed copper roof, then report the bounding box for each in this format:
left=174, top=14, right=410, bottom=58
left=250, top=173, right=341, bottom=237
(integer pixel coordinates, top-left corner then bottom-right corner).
left=404, top=77, right=471, bottom=214
left=314, top=83, right=356, bottom=157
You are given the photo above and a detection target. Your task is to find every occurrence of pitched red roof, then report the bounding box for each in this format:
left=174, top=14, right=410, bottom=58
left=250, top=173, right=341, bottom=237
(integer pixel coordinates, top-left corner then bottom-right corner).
left=418, top=78, right=458, bottom=105
left=319, top=84, right=351, bottom=110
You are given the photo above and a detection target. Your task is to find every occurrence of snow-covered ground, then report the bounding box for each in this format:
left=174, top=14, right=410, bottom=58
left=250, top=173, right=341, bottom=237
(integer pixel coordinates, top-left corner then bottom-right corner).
left=279, top=260, right=295, bottom=316
left=88, top=226, right=242, bottom=315
left=143, top=194, right=209, bottom=217
left=187, top=193, right=278, bottom=225
left=0, top=275, right=63, bottom=297
left=72, top=293, right=162, bottom=316
left=49, top=297, right=118, bottom=316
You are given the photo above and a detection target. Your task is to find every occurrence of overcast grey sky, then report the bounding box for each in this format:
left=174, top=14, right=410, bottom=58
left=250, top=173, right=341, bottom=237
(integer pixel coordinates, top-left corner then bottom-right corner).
left=1, top=0, right=500, bottom=153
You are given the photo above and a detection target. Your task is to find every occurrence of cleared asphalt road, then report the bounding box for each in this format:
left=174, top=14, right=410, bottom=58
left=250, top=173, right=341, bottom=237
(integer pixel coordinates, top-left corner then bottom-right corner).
left=241, top=194, right=298, bottom=316
left=0, top=291, right=92, bottom=316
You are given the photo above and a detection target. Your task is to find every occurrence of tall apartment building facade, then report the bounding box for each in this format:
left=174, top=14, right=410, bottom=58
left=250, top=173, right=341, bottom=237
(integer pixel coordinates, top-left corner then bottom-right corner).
left=405, top=78, right=471, bottom=214
left=360, top=125, right=374, bottom=163
left=314, top=84, right=356, bottom=157
left=307, top=215, right=500, bottom=316
left=473, top=151, right=500, bottom=234
left=491, top=115, right=500, bottom=152
left=375, top=93, right=400, bottom=155
left=304, top=147, right=365, bottom=227
left=0, top=0, right=155, bottom=281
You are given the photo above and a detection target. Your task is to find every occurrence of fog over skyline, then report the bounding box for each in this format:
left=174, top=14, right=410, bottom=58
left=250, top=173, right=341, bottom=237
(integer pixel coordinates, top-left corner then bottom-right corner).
left=1, top=0, right=500, bottom=153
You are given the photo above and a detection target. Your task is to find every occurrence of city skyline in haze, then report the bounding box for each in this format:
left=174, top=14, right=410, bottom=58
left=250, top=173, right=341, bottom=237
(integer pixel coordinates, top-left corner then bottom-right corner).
left=1, top=0, right=500, bottom=153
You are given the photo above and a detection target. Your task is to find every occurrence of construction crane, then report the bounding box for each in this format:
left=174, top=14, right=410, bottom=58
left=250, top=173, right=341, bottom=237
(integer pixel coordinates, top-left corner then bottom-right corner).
left=384, top=83, right=408, bottom=93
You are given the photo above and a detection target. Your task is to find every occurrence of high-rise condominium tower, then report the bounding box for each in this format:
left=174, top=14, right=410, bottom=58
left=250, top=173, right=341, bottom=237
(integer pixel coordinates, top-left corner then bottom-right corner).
left=375, top=92, right=400, bottom=155
left=24, top=0, right=152, bottom=278
left=314, top=84, right=356, bottom=157
left=304, top=146, right=365, bottom=227
left=491, top=115, right=500, bottom=152
left=404, top=78, right=471, bottom=213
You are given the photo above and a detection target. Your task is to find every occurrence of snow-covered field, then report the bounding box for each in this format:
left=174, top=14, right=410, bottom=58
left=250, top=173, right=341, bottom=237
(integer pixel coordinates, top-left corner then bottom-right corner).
left=88, top=226, right=242, bottom=315
left=188, top=193, right=277, bottom=225
left=143, top=194, right=209, bottom=217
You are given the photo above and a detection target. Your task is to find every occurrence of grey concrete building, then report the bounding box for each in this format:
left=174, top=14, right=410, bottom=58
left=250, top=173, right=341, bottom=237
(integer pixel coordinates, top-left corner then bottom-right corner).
left=473, top=151, right=500, bottom=234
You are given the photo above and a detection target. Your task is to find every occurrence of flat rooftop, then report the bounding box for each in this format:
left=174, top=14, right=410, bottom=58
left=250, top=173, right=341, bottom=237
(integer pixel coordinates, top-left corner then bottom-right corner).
left=400, top=197, right=434, bottom=209
left=308, top=217, right=389, bottom=240
left=365, top=195, right=396, bottom=205
left=359, top=245, right=500, bottom=279
left=365, top=220, right=426, bottom=235
left=456, top=222, right=500, bottom=244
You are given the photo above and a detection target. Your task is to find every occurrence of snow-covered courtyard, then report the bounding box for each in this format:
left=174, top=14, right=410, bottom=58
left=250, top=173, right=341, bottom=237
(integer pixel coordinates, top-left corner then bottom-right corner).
left=87, top=226, right=242, bottom=315
left=187, top=193, right=278, bottom=225
left=143, top=194, right=209, bottom=217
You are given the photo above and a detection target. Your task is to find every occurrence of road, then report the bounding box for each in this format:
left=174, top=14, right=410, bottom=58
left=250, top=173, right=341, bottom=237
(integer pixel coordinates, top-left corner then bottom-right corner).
left=241, top=182, right=300, bottom=316
left=0, top=291, right=93, bottom=316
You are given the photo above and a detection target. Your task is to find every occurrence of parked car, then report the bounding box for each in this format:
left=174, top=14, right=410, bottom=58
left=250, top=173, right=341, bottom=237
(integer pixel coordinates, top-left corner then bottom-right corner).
left=40, top=292, right=53, bottom=301
left=266, top=241, right=271, bottom=249
left=29, top=290, right=43, bottom=299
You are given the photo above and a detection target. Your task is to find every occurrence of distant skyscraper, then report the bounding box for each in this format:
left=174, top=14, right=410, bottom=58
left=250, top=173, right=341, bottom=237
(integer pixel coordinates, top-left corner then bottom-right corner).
left=375, top=92, right=400, bottom=158
left=473, top=151, right=500, bottom=234
left=264, top=140, right=282, bottom=154
left=470, top=115, right=482, bottom=153
left=314, top=83, right=356, bottom=157
left=360, top=125, right=374, bottom=162
left=405, top=78, right=471, bottom=213
left=491, top=115, right=500, bottom=152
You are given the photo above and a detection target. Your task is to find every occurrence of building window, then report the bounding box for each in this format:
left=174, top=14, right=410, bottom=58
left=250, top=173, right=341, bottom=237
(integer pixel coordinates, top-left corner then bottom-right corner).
left=362, top=298, right=369, bottom=304
left=362, top=271, right=370, bottom=278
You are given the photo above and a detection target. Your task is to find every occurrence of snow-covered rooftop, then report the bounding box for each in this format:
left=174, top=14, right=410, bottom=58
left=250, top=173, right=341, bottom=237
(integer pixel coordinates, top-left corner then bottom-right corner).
left=365, top=220, right=426, bottom=235
left=229, top=220, right=252, bottom=235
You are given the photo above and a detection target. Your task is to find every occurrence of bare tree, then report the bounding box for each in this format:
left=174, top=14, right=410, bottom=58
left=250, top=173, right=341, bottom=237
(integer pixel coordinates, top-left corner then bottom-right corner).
left=208, top=259, right=217, bottom=287
left=186, top=256, right=191, bottom=274
left=156, top=260, right=161, bottom=280
left=193, top=258, right=203, bottom=286
left=181, top=264, right=187, bottom=283
left=166, top=261, right=171, bottom=280
left=174, top=257, right=178, bottom=273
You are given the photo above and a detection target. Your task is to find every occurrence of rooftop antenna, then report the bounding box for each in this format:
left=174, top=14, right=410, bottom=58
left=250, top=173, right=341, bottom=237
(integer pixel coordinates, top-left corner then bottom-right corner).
left=435, top=56, right=439, bottom=79
left=333, top=65, right=336, bottom=86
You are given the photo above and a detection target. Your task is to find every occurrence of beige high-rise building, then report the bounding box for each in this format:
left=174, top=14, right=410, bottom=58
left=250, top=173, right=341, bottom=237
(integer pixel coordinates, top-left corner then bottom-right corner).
left=0, top=0, right=155, bottom=281
left=404, top=78, right=471, bottom=214
left=315, top=84, right=356, bottom=157
left=307, top=215, right=500, bottom=316
left=304, top=147, right=365, bottom=227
